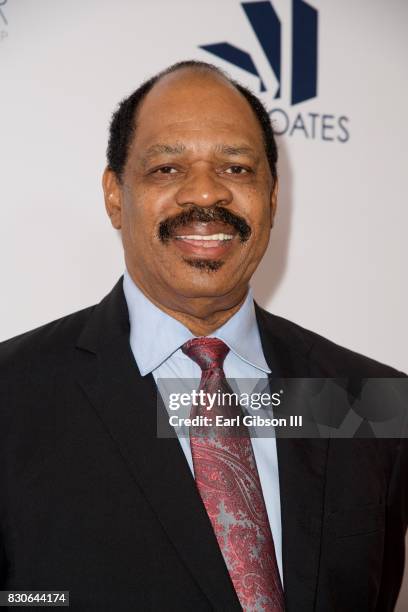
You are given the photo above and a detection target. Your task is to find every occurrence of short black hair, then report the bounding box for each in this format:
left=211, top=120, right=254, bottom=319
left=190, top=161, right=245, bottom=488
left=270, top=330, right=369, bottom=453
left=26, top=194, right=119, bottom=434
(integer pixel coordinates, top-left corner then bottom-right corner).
left=106, top=60, right=278, bottom=184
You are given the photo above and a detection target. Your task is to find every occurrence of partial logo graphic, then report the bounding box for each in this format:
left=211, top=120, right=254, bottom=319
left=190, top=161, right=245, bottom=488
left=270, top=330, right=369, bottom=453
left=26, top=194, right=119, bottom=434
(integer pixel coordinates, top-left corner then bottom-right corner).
left=200, top=0, right=350, bottom=142
left=0, top=0, right=8, bottom=43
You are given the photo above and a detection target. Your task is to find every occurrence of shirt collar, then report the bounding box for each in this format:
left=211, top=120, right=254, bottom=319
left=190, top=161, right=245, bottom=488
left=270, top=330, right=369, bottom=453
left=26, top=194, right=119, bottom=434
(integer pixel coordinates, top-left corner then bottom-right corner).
left=123, top=269, right=271, bottom=376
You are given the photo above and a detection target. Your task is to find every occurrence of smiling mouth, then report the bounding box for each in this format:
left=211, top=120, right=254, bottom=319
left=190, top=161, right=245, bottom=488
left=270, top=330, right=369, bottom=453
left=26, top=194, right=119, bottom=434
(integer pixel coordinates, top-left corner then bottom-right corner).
left=175, top=232, right=234, bottom=248
left=170, top=222, right=238, bottom=258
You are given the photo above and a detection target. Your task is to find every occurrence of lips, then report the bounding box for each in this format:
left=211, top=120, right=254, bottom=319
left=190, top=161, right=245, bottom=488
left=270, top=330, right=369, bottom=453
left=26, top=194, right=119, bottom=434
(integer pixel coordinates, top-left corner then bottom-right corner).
left=171, top=222, right=237, bottom=258
left=172, top=221, right=237, bottom=238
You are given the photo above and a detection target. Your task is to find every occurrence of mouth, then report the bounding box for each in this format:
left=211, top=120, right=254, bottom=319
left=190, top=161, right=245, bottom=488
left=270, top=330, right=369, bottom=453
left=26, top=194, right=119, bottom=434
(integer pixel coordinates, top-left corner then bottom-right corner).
left=171, top=222, right=238, bottom=258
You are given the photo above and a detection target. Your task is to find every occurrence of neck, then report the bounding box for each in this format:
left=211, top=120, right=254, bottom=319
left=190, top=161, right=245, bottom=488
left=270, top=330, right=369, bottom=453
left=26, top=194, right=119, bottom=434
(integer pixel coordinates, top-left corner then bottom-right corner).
left=164, top=294, right=248, bottom=336
left=129, top=274, right=248, bottom=336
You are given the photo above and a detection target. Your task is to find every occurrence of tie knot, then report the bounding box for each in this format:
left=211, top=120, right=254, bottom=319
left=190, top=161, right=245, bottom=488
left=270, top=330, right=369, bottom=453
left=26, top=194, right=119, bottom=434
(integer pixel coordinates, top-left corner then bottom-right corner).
left=181, top=337, right=230, bottom=371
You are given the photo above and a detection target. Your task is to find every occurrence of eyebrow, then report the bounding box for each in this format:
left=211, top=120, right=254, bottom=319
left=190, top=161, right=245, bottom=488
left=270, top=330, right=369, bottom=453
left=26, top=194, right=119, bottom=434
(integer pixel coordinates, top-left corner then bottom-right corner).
left=140, top=143, right=186, bottom=166
left=140, top=142, right=258, bottom=167
left=144, top=143, right=186, bottom=157
left=214, top=144, right=257, bottom=158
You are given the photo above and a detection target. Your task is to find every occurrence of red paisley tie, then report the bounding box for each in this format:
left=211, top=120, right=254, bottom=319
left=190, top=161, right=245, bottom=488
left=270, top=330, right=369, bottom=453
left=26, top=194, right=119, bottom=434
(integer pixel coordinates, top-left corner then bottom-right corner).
left=182, top=337, right=285, bottom=611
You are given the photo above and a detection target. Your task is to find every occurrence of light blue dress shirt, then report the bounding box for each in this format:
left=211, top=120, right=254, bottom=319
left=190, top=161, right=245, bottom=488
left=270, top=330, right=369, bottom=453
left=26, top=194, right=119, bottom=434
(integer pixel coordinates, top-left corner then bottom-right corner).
left=123, top=269, right=283, bottom=585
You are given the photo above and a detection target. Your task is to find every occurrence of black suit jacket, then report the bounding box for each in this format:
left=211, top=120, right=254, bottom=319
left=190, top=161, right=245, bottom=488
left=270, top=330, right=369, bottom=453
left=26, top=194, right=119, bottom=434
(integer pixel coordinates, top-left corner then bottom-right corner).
left=0, top=278, right=407, bottom=611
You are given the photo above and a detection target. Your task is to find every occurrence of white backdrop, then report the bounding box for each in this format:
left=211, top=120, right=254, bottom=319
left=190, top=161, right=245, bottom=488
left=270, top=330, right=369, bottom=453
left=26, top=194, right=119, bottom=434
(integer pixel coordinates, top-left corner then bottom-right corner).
left=1, top=0, right=407, bottom=606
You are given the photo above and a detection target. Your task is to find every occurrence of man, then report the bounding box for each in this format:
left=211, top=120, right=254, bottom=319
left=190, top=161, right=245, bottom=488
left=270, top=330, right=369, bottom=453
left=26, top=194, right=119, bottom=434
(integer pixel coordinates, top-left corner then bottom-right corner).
left=0, top=61, right=407, bottom=611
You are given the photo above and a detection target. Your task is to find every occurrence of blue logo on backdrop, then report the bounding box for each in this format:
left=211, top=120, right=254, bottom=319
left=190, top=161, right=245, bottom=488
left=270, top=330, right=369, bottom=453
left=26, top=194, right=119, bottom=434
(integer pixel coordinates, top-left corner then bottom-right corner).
left=200, top=0, right=350, bottom=142
left=0, top=0, right=8, bottom=43
left=0, top=0, right=8, bottom=25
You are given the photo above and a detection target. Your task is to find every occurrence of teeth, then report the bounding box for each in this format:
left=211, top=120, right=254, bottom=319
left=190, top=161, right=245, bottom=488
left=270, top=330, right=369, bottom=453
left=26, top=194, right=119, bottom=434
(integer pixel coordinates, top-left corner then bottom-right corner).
left=176, top=233, right=234, bottom=241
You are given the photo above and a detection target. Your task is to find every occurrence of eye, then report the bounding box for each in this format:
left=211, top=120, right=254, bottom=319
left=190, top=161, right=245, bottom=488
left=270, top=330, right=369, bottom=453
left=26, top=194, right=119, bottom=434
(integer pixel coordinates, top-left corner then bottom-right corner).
left=153, top=166, right=178, bottom=174
left=224, top=165, right=251, bottom=175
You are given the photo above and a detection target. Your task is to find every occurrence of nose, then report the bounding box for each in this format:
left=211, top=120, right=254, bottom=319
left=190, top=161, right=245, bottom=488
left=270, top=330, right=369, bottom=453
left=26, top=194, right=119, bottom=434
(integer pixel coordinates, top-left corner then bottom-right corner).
left=175, top=163, right=233, bottom=208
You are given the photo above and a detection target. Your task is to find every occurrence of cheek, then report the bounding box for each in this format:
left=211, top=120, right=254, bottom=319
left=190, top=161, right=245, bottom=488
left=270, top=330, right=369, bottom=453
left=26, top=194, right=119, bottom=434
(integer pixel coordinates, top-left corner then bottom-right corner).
left=244, top=210, right=272, bottom=263
left=242, top=194, right=272, bottom=237
left=123, top=193, right=157, bottom=245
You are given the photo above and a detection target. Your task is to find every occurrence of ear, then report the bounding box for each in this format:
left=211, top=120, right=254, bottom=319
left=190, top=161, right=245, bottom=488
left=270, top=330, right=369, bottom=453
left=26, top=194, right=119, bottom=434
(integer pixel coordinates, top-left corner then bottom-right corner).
left=270, top=177, right=278, bottom=228
left=102, top=167, right=123, bottom=230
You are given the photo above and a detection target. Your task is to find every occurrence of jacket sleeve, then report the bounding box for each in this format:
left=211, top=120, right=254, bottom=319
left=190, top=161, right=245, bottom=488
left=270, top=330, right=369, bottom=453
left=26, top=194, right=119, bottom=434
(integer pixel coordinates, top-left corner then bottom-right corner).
left=375, top=438, right=408, bottom=611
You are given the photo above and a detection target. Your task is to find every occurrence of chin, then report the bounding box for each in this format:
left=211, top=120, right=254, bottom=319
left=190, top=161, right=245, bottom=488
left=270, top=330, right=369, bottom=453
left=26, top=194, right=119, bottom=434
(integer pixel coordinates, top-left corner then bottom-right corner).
left=166, top=274, right=238, bottom=300
left=182, top=257, right=225, bottom=272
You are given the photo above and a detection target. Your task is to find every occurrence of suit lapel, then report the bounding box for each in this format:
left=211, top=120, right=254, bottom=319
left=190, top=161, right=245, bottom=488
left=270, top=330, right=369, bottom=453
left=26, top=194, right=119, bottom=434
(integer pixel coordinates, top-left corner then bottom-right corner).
left=274, top=434, right=329, bottom=611
left=75, top=279, right=241, bottom=610
left=255, top=303, right=330, bottom=612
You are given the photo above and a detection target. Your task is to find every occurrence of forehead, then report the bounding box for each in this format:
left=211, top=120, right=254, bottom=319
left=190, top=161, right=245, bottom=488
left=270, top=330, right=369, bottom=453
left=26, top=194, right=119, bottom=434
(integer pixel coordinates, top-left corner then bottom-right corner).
left=131, top=70, right=265, bottom=154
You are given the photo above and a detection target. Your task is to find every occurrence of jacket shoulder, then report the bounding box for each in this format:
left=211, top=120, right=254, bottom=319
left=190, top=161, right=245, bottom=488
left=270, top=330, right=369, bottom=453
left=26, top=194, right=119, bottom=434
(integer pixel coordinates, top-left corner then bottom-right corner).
left=255, top=305, right=406, bottom=377
left=0, top=305, right=95, bottom=375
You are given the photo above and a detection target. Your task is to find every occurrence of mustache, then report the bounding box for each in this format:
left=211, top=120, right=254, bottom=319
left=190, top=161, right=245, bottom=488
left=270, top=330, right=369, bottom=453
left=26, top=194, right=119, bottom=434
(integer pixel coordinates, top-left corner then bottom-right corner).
left=158, top=205, right=252, bottom=242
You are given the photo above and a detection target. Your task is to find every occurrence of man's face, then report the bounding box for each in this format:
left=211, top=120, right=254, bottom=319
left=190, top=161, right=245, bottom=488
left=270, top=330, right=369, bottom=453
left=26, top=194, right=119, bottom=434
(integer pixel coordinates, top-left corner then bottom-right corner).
left=104, top=69, right=277, bottom=309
